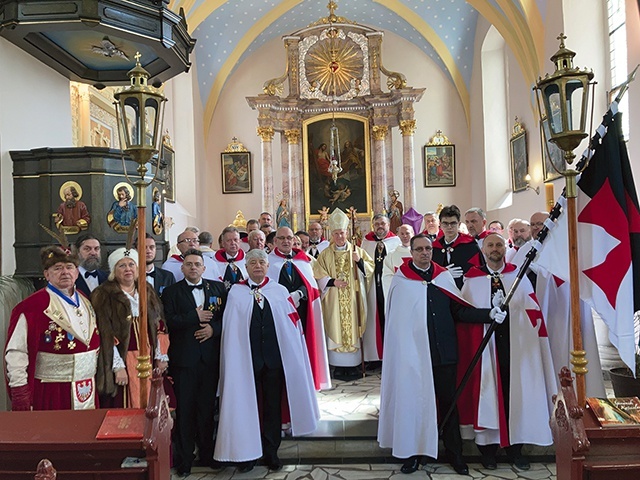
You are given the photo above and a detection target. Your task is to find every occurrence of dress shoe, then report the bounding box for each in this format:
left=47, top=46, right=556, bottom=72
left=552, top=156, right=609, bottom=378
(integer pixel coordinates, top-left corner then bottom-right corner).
left=237, top=460, right=256, bottom=473
left=264, top=455, right=283, bottom=471
left=400, top=456, right=421, bottom=474
left=175, top=467, right=190, bottom=478
left=512, top=455, right=530, bottom=470
left=480, top=454, right=497, bottom=470
left=451, top=454, right=469, bottom=475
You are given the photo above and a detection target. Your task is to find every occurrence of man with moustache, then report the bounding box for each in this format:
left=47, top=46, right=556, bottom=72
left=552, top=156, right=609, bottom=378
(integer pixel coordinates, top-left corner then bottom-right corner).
left=55, top=185, right=91, bottom=230
left=162, top=229, right=216, bottom=282
left=307, top=221, right=329, bottom=258
left=214, top=249, right=318, bottom=472
left=74, top=234, right=108, bottom=297
left=162, top=249, right=227, bottom=477
left=267, top=227, right=331, bottom=391
left=208, top=226, right=247, bottom=290
left=361, top=214, right=401, bottom=363
left=5, top=246, right=100, bottom=410
left=259, top=212, right=274, bottom=228
left=458, top=233, right=556, bottom=471
left=529, top=211, right=549, bottom=239
left=136, top=233, right=176, bottom=296
left=505, top=219, right=532, bottom=262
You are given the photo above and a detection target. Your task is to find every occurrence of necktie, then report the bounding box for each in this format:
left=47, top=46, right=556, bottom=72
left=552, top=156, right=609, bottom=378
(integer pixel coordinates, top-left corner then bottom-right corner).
left=146, top=271, right=156, bottom=278
left=285, top=255, right=293, bottom=277
left=84, top=270, right=98, bottom=279
left=189, top=284, right=204, bottom=291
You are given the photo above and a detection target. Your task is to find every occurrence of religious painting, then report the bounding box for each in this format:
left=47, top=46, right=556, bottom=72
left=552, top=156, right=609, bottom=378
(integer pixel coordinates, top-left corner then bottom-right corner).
left=303, top=113, right=371, bottom=220
left=510, top=121, right=528, bottom=192
left=107, top=182, right=137, bottom=233
left=540, top=116, right=563, bottom=182
left=221, top=152, right=252, bottom=193
left=89, top=118, right=113, bottom=148
left=52, top=180, right=91, bottom=235
left=161, top=142, right=175, bottom=203
left=151, top=186, right=164, bottom=235
left=424, top=145, right=456, bottom=187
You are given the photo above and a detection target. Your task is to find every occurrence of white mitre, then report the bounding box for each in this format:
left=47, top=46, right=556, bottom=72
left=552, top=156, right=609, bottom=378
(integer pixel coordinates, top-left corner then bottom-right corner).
left=328, top=208, right=349, bottom=232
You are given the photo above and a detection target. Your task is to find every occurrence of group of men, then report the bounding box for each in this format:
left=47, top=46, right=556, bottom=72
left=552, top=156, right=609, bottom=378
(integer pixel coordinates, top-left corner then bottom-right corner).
left=4, top=204, right=598, bottom=476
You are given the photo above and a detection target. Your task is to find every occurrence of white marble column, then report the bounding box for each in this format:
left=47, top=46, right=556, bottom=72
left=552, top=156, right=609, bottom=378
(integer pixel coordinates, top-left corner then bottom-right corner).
left=284, top=129, right=302, bottom=231
left=257, top=126, right=275, bottom=214
left=372, top=125, right=388, bottom=214
left=280, top=133, right=290, bottom=200
left=400, top=120, right=417, bottom=209
left=385, top=130, right=394, bottom=195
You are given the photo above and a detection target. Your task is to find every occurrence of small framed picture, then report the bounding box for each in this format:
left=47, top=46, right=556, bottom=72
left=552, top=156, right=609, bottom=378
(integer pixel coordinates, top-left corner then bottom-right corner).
left=540, top=116, right=563, bottom=182
left=424, top=144, right=456, bottom=187
left=510, top=120, right=528, bottom=192
left=161, top=143, right=175, bottom=203
left=221, top=151, right=252, bottom=194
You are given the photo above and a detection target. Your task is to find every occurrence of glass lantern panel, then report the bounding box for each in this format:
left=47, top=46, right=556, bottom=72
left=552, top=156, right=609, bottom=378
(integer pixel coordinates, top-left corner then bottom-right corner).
left=566, top=79, right=584, bottom=132
left=123, top=98, right=141, bottom=148
left=542, top=84, right=562, bottom=134
left=144, top=98, right=159, bottom=147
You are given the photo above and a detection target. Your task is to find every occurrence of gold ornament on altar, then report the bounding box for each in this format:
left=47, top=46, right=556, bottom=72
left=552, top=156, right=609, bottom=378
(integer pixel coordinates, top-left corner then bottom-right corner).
left=230, top=210, right=247, bottom=229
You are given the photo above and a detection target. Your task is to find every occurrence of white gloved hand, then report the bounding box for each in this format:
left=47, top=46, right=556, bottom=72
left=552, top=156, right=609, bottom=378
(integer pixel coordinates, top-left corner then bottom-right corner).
left=489, top=306, right=507, bottom=324
left=492, top=290, right=505, bottom=308
left=446, top=264, right=463, bottom=279
left=291, top=290, right=303, bottom=308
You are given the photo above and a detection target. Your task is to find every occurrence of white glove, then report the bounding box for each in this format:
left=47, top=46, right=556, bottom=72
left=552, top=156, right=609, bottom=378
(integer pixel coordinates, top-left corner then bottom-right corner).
left=291, top=290, right=303, bottom=308
left=446, top=264, right=463, bottom=279
left=492, top=290, right=505, bottom=308
left=489, top=306, right=507, bottom=324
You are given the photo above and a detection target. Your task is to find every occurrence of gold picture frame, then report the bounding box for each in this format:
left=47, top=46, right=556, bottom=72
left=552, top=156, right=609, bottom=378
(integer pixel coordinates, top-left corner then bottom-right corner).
left=303, top=113, right=371, bottom=220
left=510, top=119, right=528, bottom=192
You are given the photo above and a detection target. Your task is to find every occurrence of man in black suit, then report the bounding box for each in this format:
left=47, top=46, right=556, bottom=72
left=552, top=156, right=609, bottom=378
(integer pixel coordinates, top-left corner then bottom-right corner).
left=136, top=233, right=176, bottom=296
left=74, top=234, right=108, bottom=297
left=162, top=249, right=227, bottom=477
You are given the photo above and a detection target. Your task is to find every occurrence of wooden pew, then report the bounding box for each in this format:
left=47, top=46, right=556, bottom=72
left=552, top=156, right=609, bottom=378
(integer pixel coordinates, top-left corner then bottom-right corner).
left=551, top=366, right=640, bottom=480
left=0, top=370, right=172, bottom=480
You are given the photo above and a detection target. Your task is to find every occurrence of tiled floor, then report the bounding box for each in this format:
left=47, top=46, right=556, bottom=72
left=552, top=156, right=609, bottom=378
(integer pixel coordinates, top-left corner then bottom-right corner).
left=171, top=462, right=557, bottom=479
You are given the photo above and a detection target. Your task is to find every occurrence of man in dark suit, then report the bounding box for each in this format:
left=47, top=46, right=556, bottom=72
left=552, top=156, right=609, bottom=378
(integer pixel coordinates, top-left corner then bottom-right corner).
left=137, top=233, right=176, bottom=296
left=161, top=249, right=227, bottom=477
left=74, top=233, right=108, bottom=297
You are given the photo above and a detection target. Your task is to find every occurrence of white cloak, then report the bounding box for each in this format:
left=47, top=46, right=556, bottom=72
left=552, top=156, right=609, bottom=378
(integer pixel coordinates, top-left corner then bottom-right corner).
left=267, top=250, right=331, bottom=390
left=361, top=234, right=402, bottom=361
left=382, top=244, right=411, bottom=298
left=207, top=249, right=248, bottom=287
left=460, top=266, right=557, bottom=447
left=378, top=262, right=469, bottom=458
left=214, top=279, right=319, bottom=462
left=161, top=254, right=217, bottom=282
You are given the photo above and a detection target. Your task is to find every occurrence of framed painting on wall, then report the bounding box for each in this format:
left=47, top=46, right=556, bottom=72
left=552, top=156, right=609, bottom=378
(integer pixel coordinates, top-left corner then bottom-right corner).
left=303, top=113, right=371, bottom=219
left=424, top=144, right=456, bottom=187
left=510, top=119, right=528, bottom=192
left=540, top=116, right=564, bottom=182
left=161, top=142, right=175, bottom=203
left=221, top=151, right=252, bottom=194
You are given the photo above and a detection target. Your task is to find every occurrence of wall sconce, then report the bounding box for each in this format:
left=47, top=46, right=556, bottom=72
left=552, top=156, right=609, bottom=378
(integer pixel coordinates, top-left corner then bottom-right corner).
left=524, top=174, right=540, bottom=195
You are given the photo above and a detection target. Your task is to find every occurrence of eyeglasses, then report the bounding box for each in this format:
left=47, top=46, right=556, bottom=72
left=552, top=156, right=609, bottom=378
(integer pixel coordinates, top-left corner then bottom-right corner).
left=178, top=238, right=200, bottom=244
left=441, top=221, right=459, bottom=228
left=183, top=262, right=203, bottom=268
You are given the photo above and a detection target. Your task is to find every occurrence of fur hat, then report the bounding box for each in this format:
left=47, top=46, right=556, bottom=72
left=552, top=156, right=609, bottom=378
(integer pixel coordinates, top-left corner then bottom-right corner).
left=41, top=245, right=79, bottom=270
left=107, top=247, right=139, bottom=280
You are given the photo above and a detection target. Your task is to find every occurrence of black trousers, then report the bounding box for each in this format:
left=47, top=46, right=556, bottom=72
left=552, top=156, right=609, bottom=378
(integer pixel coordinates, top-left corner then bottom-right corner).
left=433, top=364, right=463, bottom=456
left=255, top=365, right=284, bottom=460
left=172, top=360, right=218, bottom=471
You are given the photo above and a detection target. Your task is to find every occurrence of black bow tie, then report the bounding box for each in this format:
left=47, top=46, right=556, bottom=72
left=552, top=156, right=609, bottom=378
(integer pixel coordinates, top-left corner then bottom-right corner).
left=84, top=270, right=98, bottom=279
left=146, top=271, right=156, bottom=278
left=227, top=257, right=237, bottom=263
left=250, top=284, right=261, bottom=290
left=188, top=284, right=204, bottom=291
left=309, top=240, right=320, bottom=245
left=285, top=254, right=293, bottom=259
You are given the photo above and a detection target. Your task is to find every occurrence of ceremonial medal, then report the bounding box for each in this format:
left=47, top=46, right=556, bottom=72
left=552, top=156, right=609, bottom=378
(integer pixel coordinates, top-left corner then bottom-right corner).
left=76, top=307, right=83, bottom=317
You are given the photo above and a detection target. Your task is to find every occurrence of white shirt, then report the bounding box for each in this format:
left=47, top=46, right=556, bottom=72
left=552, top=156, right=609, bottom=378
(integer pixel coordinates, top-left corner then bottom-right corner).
left=78, top=266, right=100, bottom=292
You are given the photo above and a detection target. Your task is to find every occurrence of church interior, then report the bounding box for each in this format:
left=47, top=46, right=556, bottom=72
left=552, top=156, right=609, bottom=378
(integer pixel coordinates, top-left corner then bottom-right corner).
left=1, top=0, right=640, bottom=477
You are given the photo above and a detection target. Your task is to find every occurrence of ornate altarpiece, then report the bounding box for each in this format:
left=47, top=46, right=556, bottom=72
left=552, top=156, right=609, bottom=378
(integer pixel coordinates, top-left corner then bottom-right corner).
left=246, top=3, right=424, bottom=229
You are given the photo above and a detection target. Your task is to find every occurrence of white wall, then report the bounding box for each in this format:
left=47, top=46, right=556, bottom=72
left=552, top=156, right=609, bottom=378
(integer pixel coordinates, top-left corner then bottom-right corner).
left=0, top=38, right=73, bottom=275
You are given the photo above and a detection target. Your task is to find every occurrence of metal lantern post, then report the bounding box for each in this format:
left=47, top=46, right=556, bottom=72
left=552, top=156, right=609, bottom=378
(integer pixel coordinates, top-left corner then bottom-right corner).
left=534, top=34, right=595, bottom=406
left=114, top=52, right=167, bottom=408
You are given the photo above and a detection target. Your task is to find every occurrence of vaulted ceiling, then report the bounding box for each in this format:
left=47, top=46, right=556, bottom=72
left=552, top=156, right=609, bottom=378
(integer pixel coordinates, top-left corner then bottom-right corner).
left=171, top=0, right=549, bottom=128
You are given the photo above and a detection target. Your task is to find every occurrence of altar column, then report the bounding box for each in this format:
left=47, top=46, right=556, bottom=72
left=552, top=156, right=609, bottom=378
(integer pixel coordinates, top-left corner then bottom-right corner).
left=371, top=125, right=388, bottom=214
left=257, top=126, right=275, bottom=214
left=399, top=119, right=417, bottom=208
left=284, top=128, right=302, bottom=231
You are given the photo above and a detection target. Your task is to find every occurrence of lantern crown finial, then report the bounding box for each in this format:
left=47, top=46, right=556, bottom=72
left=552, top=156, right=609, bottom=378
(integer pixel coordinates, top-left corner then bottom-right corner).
left=127, top=51, right=150, bottom=88
left=550, top=32, right=579, bottom=73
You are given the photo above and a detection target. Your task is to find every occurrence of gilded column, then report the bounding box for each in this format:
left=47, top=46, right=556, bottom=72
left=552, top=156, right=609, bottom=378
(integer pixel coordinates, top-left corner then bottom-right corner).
left=372, top=125, right=388, bottom=214
left=257, top=126, right=275, bottom=214
left=400, top=119, right=417, bottom=209
left=284, top=36, right=300, bottom=98
left=284, top=129, right=302, bottom=227
left=367, top=32, right=383, bottom=94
